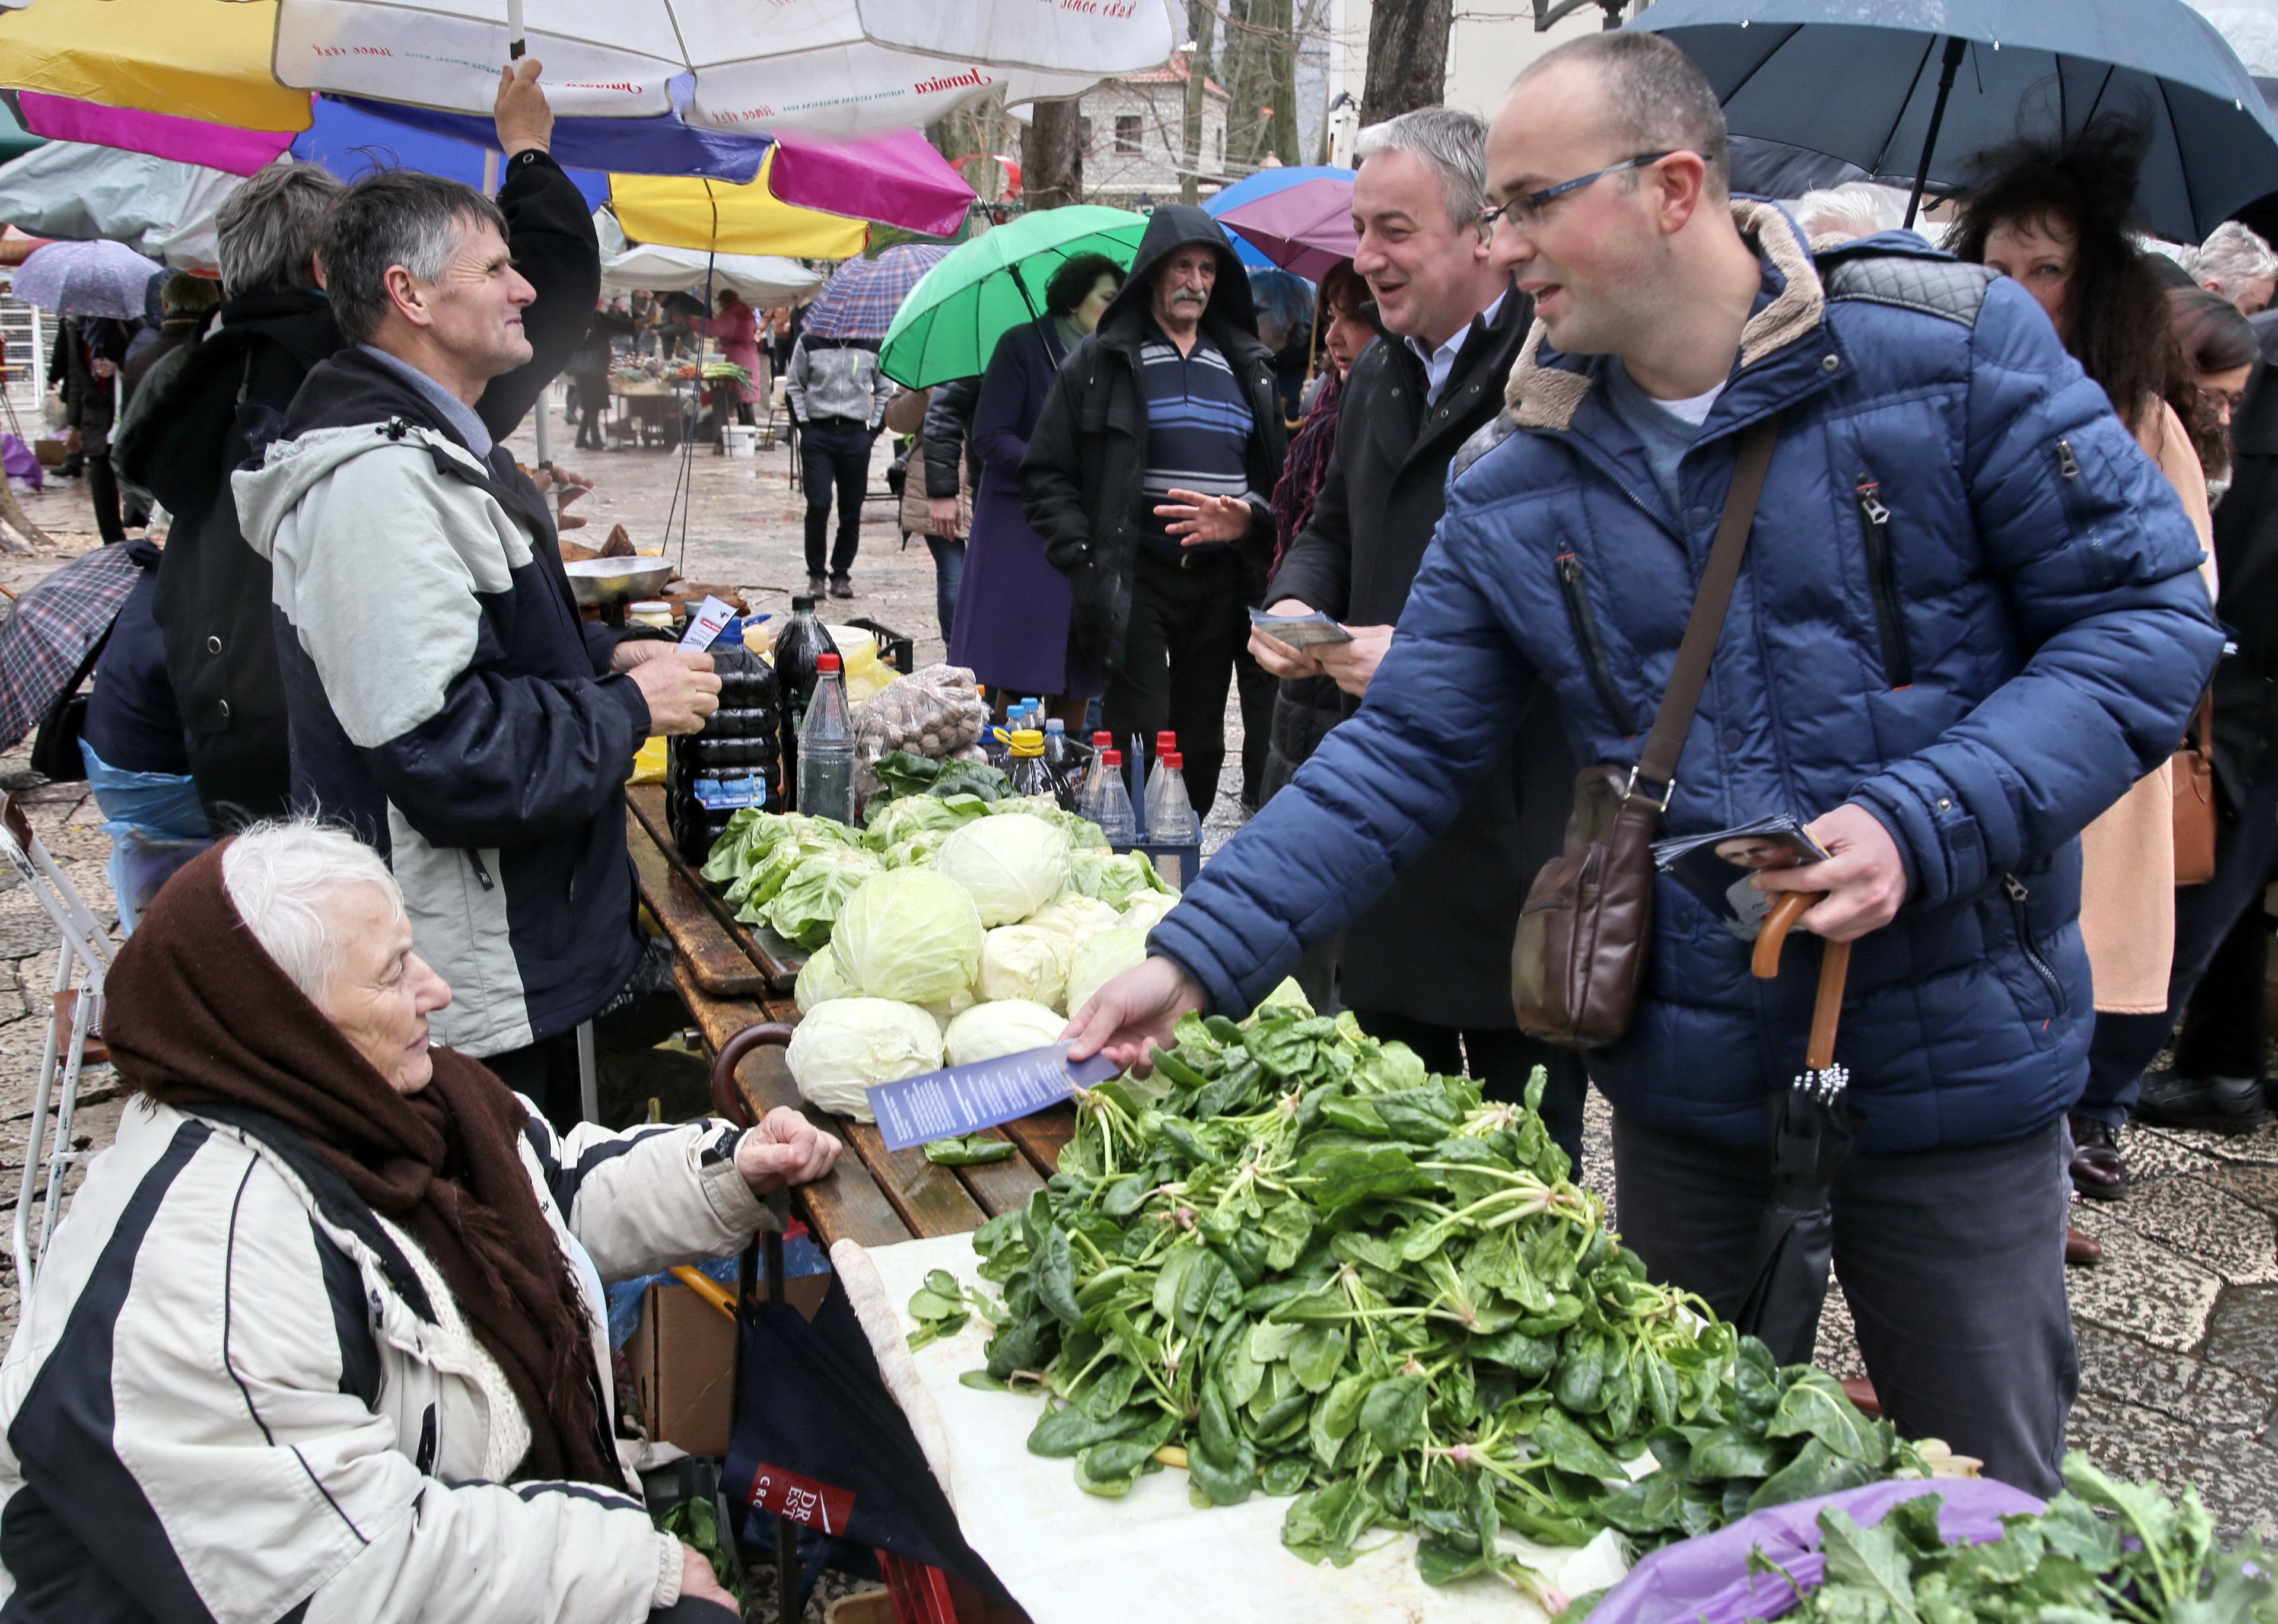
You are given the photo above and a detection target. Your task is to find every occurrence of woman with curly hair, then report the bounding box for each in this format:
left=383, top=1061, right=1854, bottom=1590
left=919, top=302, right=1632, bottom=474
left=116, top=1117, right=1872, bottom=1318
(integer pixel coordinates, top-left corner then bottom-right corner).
left=1949, top=117, right=2216, bottom=1206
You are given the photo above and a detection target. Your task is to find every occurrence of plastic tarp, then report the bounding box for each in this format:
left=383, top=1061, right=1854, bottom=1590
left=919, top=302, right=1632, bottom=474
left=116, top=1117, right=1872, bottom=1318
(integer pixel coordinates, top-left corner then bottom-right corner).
left=269, top=0, right=1173, bottom=139
left=0, top=142, right=240, bottom=272
left=834, top=1233, right=1633, bottom=1624
left=600, top=244, right=822, bottom=307
left=612, top=151, right=867, bottom=258
left=0, top=0, right=313, bottom=131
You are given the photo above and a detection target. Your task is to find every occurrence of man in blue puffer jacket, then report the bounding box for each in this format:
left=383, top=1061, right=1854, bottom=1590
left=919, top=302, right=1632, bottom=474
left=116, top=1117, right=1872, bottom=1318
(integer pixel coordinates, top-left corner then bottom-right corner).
left=1067, top=32, right=2221, bottom=1496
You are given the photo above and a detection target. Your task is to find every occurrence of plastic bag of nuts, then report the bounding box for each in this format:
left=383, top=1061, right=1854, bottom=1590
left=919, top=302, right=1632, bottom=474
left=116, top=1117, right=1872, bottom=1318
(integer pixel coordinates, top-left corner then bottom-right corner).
left=853, top=663, right=990, bottom=798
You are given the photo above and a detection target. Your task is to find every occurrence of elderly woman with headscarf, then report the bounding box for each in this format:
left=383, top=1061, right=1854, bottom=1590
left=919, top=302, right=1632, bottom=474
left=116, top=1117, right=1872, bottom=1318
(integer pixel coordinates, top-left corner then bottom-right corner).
left=0, top=821, right=840, bottom=1623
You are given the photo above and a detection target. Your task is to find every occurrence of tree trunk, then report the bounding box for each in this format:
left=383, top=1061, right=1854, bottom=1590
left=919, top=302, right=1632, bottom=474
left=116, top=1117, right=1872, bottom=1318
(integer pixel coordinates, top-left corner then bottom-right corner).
left=1180, top=1, right=1217, bottom=205
left=1260, top=0, right=1300, bottom=167
left=1359, top=0, right=1453, bottom=127
left=1022, top=100, right=1084, bottom=211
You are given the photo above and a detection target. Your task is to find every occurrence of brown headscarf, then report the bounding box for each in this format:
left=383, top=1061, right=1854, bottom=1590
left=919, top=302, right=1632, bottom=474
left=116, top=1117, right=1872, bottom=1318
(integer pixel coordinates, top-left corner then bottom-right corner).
left=104, top=841, right=622, bottom=1488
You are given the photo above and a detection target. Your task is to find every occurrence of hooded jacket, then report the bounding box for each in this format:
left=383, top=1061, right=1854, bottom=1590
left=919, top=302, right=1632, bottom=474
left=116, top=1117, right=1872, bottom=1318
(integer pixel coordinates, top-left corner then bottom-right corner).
left=114, top=149, right=600, bottom=830
left=1150, top=206, right=2222, bottom=1157
left=233, top=348, right=647, bottom=1058
left=1020, top=206, right=1288, bottom=671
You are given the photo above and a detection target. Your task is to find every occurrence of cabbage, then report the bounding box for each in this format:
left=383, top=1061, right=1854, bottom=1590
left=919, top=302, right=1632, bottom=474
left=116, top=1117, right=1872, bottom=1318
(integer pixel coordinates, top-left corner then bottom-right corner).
left=1064, top=926, right=1148, bottom=1018
left=934, top=813, right=1072, bottom=926
left=785, top=998, right=943, bottom=1120
left=701, top=808, right=857, bottom=887
left=833, top=868, right=985, bottom=1004
left=758, top=846, right=882, bottom=948
left=1026, top=893, right=1122, bottom=947
left=795, top=941, right=857, bottom=1012
left=944, top=999, right=1067, bottom=1066
left=862, top=792, right=990, bottom=848
left=924, top=985, right=979, bottom=1030
left=876, top=828, right=951, bottom=870
left=978, top=924, right=1073, bottom=1010
left=987, top=795, right=1109, bottom=850
left=1066, top=848, right=1174, bottom=910
left=1119, top=889, right=1177, bottom=935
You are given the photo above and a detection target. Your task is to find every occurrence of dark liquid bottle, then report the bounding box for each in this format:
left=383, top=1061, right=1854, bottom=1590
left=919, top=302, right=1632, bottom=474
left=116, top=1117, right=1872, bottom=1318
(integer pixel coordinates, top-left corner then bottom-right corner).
left=1040, top=718, right=1079, bottom=811
left=772, top=595, right=833, bottom=814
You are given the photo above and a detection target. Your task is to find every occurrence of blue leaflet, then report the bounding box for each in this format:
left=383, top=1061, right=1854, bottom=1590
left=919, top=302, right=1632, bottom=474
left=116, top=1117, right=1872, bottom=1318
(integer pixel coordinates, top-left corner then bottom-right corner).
left=870, top=1044, right=1120, bottom=1152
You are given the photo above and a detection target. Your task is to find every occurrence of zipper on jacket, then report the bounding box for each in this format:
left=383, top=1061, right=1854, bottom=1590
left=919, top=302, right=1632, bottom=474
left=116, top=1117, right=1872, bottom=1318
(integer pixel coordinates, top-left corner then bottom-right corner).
left=467, top=849, right=496, bottom=893
left=1555, top=553, right=1638, bottom=735
left=2005, top=875, right=2067, bottom=1017
left=2056, top=439, right=2080, bottom=482
left=1854, top=477, right=1913, bottom=688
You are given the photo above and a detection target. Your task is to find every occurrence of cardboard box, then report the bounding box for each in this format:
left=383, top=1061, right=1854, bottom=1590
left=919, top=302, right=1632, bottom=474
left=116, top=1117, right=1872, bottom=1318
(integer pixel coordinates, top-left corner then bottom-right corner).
left=626, top=1272, right=832, bottom=1458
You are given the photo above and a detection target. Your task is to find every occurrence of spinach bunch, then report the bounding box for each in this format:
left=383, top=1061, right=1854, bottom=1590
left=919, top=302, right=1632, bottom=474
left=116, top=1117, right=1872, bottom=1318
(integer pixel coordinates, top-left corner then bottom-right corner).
left=1753, top=1453, right=2277, bottom=1623
left=917, top=1001, right=1917, bottom=1606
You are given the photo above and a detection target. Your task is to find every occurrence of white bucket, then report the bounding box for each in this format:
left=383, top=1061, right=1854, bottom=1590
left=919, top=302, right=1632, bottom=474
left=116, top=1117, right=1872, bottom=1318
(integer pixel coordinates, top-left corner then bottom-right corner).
left=721, top=424, right=759, bottom=458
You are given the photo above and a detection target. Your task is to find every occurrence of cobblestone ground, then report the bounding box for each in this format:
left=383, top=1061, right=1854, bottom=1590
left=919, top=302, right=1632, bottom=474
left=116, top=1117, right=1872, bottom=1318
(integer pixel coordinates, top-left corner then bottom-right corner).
left=2, top=384, right=2272, bottom=1564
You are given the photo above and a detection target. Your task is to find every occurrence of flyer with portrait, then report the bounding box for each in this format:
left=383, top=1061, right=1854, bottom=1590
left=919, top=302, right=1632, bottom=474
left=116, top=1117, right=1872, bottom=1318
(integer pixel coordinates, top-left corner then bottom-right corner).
left=1650, top=816, right=1830, bottom=941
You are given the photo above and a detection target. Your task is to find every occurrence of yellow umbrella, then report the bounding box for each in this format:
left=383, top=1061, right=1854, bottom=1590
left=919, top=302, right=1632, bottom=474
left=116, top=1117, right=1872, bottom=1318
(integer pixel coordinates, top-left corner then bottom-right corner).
left=612, top=149, right=866, bottom=259
left=0, top=0, right=312, bottom=132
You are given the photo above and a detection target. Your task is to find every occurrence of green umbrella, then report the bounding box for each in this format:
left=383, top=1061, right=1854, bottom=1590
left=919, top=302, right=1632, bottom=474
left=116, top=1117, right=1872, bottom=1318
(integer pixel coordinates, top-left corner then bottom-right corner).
left=879, top=205, right=1147, bottom=389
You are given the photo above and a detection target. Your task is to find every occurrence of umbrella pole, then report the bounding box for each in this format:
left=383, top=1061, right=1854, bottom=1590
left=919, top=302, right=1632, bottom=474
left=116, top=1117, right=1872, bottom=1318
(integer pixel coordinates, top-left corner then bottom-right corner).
left=507, top=0, right=526, bottom=59
left=1903, top=37, right=1968, bottom=230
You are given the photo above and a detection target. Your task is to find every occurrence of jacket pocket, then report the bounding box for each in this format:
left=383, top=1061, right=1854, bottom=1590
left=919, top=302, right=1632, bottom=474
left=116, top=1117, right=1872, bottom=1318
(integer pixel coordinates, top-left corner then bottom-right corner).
left=1555, top=553, right=1638, bottom=736
left=1853, top=475, right=1913, bottom=688
left=2051, top=436, right=2118, bottom=590
left=2003, top=872, right=2069, bottom=1020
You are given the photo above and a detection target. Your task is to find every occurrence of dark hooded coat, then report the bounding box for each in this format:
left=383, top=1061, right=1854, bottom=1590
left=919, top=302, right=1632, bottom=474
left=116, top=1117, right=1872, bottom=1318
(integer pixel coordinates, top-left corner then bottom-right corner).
left=1019, top=206, right=1288, bottom=671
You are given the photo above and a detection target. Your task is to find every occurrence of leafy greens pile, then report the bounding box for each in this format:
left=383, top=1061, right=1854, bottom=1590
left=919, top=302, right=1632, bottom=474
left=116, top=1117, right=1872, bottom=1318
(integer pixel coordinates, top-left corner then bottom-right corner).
left=1760, top=1454, right=2276, bottom=1623
left=920, top=998, right=1926, bottom=1607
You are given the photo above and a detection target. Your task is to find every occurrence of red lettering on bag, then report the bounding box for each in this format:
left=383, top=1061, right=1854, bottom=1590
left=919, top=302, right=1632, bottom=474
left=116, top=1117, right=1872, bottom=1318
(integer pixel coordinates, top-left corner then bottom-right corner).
left=746, top=1462, right=857, bottom=1534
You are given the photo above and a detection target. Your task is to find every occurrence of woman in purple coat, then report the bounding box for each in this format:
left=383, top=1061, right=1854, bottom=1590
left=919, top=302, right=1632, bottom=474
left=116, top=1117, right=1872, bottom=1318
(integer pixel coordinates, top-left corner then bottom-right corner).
left=950, top=253, right=1122, bottom=716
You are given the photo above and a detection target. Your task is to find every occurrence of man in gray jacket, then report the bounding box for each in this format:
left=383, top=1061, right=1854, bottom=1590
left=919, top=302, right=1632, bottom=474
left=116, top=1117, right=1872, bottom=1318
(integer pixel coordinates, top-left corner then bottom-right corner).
left=785, top=327, right=895, bottom=597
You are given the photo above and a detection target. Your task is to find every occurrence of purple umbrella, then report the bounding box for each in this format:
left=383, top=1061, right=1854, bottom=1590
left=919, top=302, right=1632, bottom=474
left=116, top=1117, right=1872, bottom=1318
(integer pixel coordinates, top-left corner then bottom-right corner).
left=801, top=244, right=949, bottom=340
left=12, top=240, right=162, bottom=320
left=1205, top=166, right=1356, bottom=281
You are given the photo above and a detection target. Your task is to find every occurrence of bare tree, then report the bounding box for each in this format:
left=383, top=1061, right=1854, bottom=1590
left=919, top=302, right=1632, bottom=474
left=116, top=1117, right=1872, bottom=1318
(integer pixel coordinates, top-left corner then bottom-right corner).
left=1359, top=0, right=1453, bottom=126
left=1181, top=1, right=1217, bottom=203
left=1023, top=99, right=1085, bottom=210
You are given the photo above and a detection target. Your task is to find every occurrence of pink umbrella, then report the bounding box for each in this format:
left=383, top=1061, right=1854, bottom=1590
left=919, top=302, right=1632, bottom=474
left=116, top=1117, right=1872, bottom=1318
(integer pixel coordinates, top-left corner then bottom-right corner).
left=769, top=130, right=971, bottom=239
left=1205, top=168, right=1356, bottom=281
left=16, top=91, right=298, bottom=177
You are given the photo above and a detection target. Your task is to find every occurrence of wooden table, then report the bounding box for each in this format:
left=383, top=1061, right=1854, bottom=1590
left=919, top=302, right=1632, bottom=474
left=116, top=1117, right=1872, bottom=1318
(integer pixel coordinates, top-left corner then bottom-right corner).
left=625, top=796, right=1077, bottom=1250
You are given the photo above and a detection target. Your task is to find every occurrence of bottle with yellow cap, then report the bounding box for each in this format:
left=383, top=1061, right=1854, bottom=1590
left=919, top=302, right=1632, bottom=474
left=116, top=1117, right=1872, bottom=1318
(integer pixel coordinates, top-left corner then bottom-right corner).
left=1006, top=727, right=1055, bottom=801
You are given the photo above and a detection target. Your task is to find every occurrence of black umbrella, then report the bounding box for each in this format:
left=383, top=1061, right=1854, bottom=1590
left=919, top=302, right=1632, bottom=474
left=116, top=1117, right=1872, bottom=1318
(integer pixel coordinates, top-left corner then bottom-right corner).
left=1735, top=891, right=1860, bottom=1365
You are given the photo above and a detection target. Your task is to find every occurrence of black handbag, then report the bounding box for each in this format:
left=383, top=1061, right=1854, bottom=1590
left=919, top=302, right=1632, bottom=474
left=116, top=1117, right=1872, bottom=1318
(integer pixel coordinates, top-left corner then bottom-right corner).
left=27, top=627, right=111, bottom=784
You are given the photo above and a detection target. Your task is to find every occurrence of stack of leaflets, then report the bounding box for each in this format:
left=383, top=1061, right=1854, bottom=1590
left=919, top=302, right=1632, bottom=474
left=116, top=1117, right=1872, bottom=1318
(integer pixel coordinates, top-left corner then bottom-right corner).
left=1651, top=816, right=1829, bottom=941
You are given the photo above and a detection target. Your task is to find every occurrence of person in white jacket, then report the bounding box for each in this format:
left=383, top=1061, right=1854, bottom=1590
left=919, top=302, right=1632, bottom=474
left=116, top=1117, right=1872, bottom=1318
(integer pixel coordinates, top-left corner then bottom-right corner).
left=0, top=820, right=841, bottom=1623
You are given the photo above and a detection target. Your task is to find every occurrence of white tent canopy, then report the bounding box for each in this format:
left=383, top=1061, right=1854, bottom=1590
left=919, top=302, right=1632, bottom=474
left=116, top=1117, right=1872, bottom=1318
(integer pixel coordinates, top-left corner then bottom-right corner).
left=600, top=244, right=822, bottom=307
left=272, top=0, right=1178, bottom=139
left=0, top=142, right=241, bottom=273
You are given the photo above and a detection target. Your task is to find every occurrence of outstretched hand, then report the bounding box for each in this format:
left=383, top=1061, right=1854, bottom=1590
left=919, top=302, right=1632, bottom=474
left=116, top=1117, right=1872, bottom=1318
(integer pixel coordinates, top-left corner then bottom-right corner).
left=1062, top=956, right=1207, bottom=1074
left=495, top=59, right=553, bottom=158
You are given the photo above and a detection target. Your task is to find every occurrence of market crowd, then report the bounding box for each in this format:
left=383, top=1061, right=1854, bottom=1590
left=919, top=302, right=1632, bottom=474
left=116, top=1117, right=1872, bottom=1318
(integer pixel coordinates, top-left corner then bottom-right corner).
left=4, top=20, right=2278, bottom=1622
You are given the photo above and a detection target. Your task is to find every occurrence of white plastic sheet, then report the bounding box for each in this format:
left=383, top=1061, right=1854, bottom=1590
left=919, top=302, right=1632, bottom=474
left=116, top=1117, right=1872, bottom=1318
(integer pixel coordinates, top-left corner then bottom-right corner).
left=599, top=244, right=821, bottom=307
left=0, top=142, right=240, bottom=272
left=271, top=0, right=1178, bottom=138
left=836, top=1234, right=1633, bottom=1624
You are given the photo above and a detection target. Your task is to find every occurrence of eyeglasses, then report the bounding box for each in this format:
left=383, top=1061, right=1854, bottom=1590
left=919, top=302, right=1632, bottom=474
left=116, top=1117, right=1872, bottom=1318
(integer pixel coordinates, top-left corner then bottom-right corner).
left=2199, top=383, right=2248, bottom=415
left=1475, top=152, right=1686, bottom=235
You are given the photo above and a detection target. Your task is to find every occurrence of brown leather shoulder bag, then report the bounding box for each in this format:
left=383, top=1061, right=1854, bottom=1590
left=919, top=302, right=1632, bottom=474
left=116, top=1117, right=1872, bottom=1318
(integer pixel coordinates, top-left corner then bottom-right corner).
left=1514, top=419, right=1779, bottom=1047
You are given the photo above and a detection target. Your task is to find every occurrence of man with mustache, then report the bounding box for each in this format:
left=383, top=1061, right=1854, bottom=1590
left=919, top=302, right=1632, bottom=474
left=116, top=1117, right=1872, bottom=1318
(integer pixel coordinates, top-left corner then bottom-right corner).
left=1024, top=208, right=1288, bottom=819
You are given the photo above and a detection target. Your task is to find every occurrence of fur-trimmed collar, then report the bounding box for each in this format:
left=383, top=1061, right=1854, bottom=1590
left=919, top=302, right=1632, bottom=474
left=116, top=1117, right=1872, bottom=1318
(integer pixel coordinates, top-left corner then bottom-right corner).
left=1503, top=199, right=1823, bottom=432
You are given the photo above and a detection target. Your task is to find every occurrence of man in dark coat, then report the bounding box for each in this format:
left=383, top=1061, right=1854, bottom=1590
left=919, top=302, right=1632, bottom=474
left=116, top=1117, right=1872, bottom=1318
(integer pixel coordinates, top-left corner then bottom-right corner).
left=113, top=61, right=595, bottom=832
left=1251, top=107, right=1585, bottom=1165
left=49, top=314, right=133, bottom=541
left=1023, top=206, right=1288, bottom=817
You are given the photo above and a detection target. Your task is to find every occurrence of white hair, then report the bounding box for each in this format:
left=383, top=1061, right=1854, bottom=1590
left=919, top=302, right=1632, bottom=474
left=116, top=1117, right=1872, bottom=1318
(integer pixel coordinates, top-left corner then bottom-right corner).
left=2191, top=221, right=2278, bottom=303
left=1354, top=106, right=1488, bottom=233
left=221, top=820, right=405, bottom=1003
left=1790, top=183, right=1911, bottom=244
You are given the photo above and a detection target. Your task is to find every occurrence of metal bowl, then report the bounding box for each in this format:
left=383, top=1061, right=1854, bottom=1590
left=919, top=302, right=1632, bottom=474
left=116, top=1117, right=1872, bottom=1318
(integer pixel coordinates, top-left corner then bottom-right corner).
left=564, top=555, right=674, bottom=607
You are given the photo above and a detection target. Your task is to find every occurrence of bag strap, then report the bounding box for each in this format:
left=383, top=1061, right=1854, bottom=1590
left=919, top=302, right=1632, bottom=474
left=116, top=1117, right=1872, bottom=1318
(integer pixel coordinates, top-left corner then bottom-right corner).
left=1630, top=418, right=1780, bottom=807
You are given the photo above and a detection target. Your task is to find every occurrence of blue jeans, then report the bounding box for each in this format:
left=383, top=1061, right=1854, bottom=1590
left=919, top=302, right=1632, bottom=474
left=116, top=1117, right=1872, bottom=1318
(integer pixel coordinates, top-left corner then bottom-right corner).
left=924, top=534, right=965, bottom=644
left=78, top=741, right=212, bottom=935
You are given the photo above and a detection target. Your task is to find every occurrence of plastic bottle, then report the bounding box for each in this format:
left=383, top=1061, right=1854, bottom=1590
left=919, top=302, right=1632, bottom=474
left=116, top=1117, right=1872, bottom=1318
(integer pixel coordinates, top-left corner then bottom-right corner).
left=1007, top=728, right=1055, bottom=801
left=796, top=651, right=857, bottom=825
left=1039, top=718, right=1080, bottom=810
left=1083, top=747, right=1138, bottom=843
left=772, top=595, right=833, bottom=811
left=1141, top=730, right=1181, bottom=838
left=1145, top=750, right=1200, bottom=844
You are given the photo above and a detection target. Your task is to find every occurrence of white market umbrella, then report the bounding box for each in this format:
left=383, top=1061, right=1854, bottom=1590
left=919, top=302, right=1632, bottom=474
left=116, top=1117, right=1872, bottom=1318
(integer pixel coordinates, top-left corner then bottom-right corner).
left=270, top=0, right=1178, bottom=139
left=0, top=141, right=240, bottom=273
left=599, top=243, right=822, bottom=307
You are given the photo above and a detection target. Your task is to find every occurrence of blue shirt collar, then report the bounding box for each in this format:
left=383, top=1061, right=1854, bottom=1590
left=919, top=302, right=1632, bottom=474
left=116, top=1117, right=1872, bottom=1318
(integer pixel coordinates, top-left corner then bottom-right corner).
left=358, top=344, right=493, bottom=460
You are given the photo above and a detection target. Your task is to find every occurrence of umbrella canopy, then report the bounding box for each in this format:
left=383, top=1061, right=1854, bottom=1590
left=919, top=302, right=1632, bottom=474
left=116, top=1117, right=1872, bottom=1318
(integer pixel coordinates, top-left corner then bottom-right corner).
left=880, top=205, right=1146, bottom=387
left=14, top=237, right=164, bottom=317
left=326, top=88, right=771, bottom=184
left=288, top=97, right=612, bottom=209
left=18, top=92, right=298, bottom=177
left=269, top=0, right=1176, bottom=140
left=599, top=244, right=822, bottom=307
left=1205, top=165, right=1356, bottom=280
left=768, top=130, right=975, bottom=240
left=0, top=542, right=140, bottom=753
left=0, top=144, right=240, bottom=273
left=0, top=0, right=313, bottom=131
left=612, top=152, right=868, bottom=258
left=1636, top=0, right=2278, bottom=240
left=802, top=243, right=947, bottom=340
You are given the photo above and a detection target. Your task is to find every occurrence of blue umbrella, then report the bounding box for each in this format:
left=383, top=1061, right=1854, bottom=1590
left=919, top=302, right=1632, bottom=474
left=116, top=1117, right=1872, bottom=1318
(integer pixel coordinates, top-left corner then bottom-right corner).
left=1634, top=0, right=2278, bottom=240
left=290, top=98, right=612, bottom=211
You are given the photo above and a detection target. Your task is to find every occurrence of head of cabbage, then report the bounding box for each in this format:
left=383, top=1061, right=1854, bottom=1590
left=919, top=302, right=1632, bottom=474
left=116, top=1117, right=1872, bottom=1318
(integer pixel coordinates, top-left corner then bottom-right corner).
left=1066, top=848, right=1173, bottom=911
left=934, top=813, right=1071, bottom=926
left=944, top=999, right=1067, bottom=1067
left=795, top=940, right=857, bottom=1013
left=1064, top=926, right=1148, bottom=1019
left=1119, top=889, right=1177, bottom=935
left=832, top=868, right=984, bottom=1005
left=785, top=998, right=943, bottom=1120
left=978, top=924, right=1073, bottom=1010
left=1026, top=893, right=1123, bottom=949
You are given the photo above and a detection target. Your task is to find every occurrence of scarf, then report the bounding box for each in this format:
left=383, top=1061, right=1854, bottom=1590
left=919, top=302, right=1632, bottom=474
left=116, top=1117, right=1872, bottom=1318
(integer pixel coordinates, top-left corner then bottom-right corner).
left=103, top=842, right=622, bottom=1488
left=1268, top=364, right=1344, bottom=573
